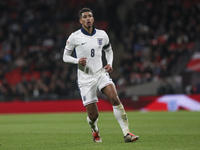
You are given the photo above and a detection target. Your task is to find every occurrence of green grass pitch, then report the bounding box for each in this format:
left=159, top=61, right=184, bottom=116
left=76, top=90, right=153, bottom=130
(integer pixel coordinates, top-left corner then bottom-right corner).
left=0, top=111, right=200, bottom=150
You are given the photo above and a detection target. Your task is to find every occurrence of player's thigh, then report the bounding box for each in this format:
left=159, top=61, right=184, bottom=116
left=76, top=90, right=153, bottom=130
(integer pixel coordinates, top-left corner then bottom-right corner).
left=98, top=72, right=114, bottom=92
left=101, top=83, right=117, bottom=97
left=98, top=73, right=121, bottom=105
left=101, top=84, right=121, bottom=105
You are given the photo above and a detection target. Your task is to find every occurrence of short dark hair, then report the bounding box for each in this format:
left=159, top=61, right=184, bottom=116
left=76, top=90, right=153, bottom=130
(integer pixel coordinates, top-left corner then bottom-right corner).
left=78, top=8, right=93, bottom=18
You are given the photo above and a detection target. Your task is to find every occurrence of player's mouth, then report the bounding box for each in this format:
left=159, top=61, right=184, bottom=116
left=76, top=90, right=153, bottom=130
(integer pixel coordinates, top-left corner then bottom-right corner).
left=87, top=21, right=91, bottom=26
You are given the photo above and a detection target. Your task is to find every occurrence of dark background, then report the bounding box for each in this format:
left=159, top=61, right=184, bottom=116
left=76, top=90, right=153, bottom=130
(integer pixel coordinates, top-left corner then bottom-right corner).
left=0, top=0, right=200, bottom=101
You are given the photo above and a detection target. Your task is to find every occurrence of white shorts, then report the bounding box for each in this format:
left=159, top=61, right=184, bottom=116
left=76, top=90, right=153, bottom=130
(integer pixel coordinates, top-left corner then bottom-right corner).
left=77, top=68, right=114, bottom=106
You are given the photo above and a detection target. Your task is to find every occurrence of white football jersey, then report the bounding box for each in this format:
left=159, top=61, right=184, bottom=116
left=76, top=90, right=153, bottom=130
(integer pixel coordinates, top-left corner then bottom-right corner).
left=64, top=27, right=112, bottom=74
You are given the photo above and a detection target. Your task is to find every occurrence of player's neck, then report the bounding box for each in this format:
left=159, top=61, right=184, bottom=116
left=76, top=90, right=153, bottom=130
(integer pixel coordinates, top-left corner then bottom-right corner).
left=82, top=26, right=93, bottom=35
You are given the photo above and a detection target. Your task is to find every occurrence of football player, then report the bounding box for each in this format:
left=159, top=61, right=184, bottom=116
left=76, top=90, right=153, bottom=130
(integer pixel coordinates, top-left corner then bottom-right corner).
left=63, top=7, right=139, bottom=143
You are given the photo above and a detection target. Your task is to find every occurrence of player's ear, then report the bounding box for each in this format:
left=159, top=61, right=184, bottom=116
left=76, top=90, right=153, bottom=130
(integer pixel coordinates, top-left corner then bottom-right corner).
left=79, top=19, right=82, bottom=24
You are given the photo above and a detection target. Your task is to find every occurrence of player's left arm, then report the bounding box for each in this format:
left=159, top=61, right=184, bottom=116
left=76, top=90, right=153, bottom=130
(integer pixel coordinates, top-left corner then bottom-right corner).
left=103, top=43, right=113, bottom=73
left=102, top=31, right=113, bottom=73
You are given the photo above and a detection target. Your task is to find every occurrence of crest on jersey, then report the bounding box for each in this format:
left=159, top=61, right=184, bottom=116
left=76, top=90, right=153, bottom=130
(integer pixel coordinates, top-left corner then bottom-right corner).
left=97, top=38, right=103, bottom=46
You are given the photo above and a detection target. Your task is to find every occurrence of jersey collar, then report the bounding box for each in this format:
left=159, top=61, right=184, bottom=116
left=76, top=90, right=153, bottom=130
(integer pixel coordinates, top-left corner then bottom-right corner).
left=81, top=26, right=96, bottom=36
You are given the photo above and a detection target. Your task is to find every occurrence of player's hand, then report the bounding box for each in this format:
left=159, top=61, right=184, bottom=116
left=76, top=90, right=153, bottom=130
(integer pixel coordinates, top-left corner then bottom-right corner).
left=79, top=57, right=87, bottom=66
left=104, top=64, right=113, bottom=73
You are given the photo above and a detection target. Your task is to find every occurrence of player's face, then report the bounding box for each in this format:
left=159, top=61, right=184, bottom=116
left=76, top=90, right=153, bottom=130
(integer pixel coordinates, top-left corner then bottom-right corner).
left=79, top=12, right=94, bottom=29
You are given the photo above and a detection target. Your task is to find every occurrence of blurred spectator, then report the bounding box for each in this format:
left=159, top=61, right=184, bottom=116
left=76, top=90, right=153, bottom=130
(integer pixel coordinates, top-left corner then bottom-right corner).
left=118, top=0, right=198, bottom=87
left=0, top=0, right=200, bottom=101
left=157, top=79, right=175, bottom=95
left=185, top=82, right=200, bottom=94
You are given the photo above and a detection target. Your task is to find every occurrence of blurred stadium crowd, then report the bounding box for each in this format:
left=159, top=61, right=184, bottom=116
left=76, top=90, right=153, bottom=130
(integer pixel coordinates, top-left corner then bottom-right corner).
left=0, top=0, right=200, bottom=101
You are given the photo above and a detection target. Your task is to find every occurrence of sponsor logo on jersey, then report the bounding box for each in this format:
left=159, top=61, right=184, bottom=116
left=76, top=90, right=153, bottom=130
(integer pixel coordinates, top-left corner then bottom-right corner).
left=97, top=38, right=103, bottom=46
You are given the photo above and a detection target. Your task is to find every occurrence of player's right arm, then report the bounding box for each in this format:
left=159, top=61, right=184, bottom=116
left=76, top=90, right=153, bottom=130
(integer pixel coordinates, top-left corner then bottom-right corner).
left=63, top=34, right=79, bottom=64
left=63, top=34, right=87, bottom=66
left=63, top=48, right=79, bottom=64
left=63, top=48, right=87, bottom=66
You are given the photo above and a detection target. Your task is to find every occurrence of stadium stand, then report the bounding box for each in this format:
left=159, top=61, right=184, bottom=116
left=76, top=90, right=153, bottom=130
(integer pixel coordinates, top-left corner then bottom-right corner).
left=0, top=0, right=200, bottom=101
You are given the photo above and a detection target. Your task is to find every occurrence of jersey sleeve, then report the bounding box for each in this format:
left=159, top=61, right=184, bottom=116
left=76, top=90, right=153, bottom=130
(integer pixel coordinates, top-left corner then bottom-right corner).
left=102, top=31, right=113, bottom=67
left=65, top=33, right=75, bottom=50
left=102, top=31, right=111, bottom=51
left=63, top=34, right=79, bottom=64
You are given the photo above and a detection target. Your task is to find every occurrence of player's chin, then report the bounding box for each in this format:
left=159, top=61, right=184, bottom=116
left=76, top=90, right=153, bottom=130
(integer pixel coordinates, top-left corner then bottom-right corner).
left=86, top=24, right=92, bottom=28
